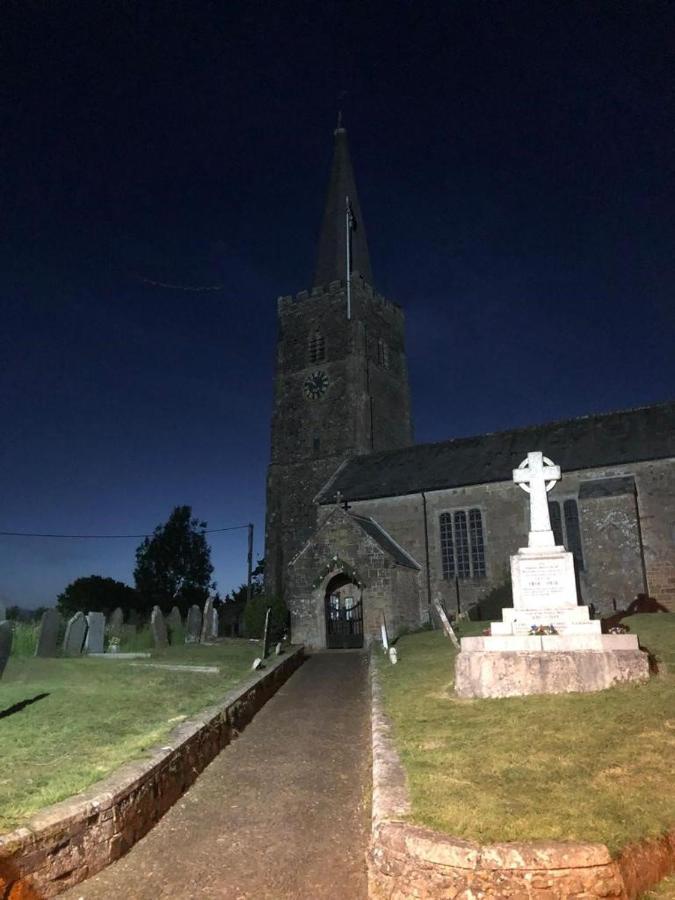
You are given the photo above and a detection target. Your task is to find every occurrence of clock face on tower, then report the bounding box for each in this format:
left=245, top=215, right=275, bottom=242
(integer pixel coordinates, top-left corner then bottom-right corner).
left=304, top=370, right=329, bottom=400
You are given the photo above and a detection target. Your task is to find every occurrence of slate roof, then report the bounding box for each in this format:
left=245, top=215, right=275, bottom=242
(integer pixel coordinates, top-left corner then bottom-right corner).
left=318, top=401, right=675, bottom=503
left=578, top=476, right=636, bottom=499
left=349, top=513, right=421, bottom=569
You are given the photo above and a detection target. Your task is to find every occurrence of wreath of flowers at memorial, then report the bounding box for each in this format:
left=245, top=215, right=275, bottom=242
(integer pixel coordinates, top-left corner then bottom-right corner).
left=608, top=623, right=630, bottom=634
left=311, top=555, right=365, bottom=590
left=529, top=624, right=558, bottom=635
left=108, top=636, right=121, bottom=653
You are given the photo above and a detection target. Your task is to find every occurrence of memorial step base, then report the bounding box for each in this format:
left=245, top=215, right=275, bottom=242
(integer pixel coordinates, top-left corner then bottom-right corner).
left=454, top=647, right=650, bottom=699
left=461, top=632, right=639, bottom=653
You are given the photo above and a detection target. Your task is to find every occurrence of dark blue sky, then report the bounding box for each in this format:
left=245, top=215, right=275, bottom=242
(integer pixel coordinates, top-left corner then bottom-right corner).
left=1, top=1, right=673, bottom=608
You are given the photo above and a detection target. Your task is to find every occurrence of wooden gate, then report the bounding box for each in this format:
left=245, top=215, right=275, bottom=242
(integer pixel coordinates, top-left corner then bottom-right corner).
left=325, top=592, right=364, bottom=649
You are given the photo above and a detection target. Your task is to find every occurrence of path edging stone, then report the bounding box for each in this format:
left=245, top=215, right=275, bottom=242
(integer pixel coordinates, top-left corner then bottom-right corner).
left=368, top=654, right=675, bottom=899
left=0, top=646, right=305, bottom=898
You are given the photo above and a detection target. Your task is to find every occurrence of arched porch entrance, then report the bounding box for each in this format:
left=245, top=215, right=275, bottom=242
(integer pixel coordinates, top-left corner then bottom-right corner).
left=324, top=573, right=364, bottom=649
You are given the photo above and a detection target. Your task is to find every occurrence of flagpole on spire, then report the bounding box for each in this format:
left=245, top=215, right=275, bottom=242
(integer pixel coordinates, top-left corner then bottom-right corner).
left=346, top=194, right=353, bottom=319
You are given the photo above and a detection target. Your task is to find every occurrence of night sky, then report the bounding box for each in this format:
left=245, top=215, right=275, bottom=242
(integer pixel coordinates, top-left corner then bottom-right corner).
left=1, top=1, right=673, bottom=608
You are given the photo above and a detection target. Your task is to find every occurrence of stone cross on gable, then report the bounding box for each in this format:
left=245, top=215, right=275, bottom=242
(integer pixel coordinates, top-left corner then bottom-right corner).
left=513, top=451, right=561, bottom=547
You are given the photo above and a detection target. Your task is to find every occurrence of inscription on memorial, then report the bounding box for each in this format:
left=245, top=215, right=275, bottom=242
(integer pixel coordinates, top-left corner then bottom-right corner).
left=519, top=560, right=568, bottom=603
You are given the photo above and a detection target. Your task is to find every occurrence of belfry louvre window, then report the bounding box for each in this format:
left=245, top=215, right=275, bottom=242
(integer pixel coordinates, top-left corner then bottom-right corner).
left=548, top=499, right=584, bottom=570
left=308, top=331, right=325, bottom=363
left=377, top=338, right=390, bottom=369
left=440, top=509, right=486, bottom=579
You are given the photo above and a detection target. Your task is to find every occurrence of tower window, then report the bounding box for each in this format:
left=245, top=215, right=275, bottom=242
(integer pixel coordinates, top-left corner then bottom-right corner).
left=312, top=434, right=320, bottom=452
left=548, top=499, right=584, bottom=570
left=377, top=338, right=390, bottom=369
left=309, top=331, right=325, bottom=364
left=440, top=508, right=486, bottom=580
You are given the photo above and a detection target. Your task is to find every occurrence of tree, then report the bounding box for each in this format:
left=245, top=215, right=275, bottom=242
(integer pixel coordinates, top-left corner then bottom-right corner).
left=56, top=576, right=138, bottom=618
left=134, top=506, right=215, bottom=615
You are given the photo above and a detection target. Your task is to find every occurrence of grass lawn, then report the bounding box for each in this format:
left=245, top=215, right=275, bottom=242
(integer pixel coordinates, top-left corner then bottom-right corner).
left=0, top=638, right=261, bottom=832
left=377, top=614, right=675, bottom=854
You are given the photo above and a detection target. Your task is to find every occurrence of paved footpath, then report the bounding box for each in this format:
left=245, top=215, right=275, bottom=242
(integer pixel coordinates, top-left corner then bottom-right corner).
left=65, top=651, right=371, bottom=900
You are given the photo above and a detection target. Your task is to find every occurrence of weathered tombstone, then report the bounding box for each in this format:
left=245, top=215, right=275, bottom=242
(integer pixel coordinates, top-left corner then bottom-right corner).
left=261, top=607, right=272, bottom=659
left=211, top=607, right=219, bottom=639
left=35, top=608, right=62, bottom=657
left=151, top=606, right=168, bottom=647
left=168, top=606, right=182, bottom=632
left=201, top=597, right=214, bottom=642
left=275, top=641, right=283, bottom=656
left=63, top=611, right=87, bottom=656
left=0, top=601, right=6, bottom=622
left=84, top=611, right=106, bottom=654
left=186, top=605, right=202, bottom=643
left=0, top=621, right=13, bottom=678
left=432, top=597, right=460, bottom=650
left=109, top=607, right=124, bottom=636
left=380, top=612, right=390, bottom=653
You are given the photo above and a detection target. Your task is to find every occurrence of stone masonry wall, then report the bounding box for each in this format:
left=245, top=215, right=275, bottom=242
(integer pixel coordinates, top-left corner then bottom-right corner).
left=345, top=458, right=675, bottom=618
left=369, top=659, right=675, bottom=899
left=0, top=648, right=305, bottom=898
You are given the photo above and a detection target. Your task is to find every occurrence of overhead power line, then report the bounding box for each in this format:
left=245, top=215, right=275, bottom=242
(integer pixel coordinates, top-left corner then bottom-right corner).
left=0, top=525, right=250, bottom=540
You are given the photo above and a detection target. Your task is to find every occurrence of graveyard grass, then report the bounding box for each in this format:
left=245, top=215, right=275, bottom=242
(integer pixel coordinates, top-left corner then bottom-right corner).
left=377, top=614, right=675, bottom=854
left=0, top=639, right=258, bottom=832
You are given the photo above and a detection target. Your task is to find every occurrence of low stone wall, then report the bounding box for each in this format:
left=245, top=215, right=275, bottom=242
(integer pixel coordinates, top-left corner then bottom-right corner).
left=0, top=647, right=305, bottom=898
left=368, top=658, right=675, bottom=899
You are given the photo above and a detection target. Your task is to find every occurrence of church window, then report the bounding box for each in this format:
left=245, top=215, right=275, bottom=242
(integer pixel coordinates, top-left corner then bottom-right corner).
left=548, top=499, right=584, bottom=569
left=377, top=339, right=390, bottom=369
left=548, top=501, right=564, bottom=546
left=440, top=508, right=486, bottom=579
left=563, top=500, right=584, bottom=570
left=469, top=509, right=486, bottom=577
left=313, top=434, right=320, bottom=452
left=309, top=331, right=325, bottom=363
left=439, top=513, right=455, bottom=578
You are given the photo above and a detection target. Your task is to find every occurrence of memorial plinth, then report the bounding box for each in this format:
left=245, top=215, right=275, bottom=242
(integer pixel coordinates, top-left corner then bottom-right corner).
left=454, top=451, right=649, bottom=699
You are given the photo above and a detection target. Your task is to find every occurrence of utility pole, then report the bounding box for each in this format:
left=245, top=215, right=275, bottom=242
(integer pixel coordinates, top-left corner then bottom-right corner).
left=246, top=522, right=254, bottom=605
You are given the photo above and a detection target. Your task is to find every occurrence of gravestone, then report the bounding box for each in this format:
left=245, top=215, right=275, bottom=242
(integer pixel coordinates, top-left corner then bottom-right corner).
left=261, top=607, right=272, bottom=658
left=454, top=451, right=650, bottom=698
left=84, top=612, right=106, bottom=654
left=186, top=605, right=202, bottom=643
left=211, top=607, right=219, bottom=639
left=168, top=606, right=182, bottom=632
left=35, top=608, right=62, bottom=657
left=63, top=611, right=87, bottom=656
left=151, top=606, right=168, bottom=647
left=432, top=597, right=460, bottom=650
left=201, top=598, right=214, bottom=642
left=0, top=601, right=5, bottom=622
left=380, top=612, right=390, bottom=652
left=109, top=607, right=124, bottom=636
left=0, top=621, right=12, bottom=678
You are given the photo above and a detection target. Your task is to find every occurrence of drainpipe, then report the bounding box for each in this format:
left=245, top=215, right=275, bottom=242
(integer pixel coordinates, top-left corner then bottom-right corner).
left=421, top=492, right=432, bottom=609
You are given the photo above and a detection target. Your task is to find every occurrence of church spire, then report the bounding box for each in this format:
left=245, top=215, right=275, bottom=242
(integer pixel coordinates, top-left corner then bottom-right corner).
left=312, top=119, right=373, bottom=289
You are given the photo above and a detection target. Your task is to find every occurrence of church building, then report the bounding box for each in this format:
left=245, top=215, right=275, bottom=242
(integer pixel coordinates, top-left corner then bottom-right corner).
left=265, top=123, right=675, bottom=649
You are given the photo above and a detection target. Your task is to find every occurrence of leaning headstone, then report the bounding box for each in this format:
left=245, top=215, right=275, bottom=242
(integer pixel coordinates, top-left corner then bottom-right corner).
left=63, top=611, right=87, bottom=656
left=35, top=608, right=62, bottom=657
left=84, top=611, right=106, bottom=654
left=201, top=597, right=214, bottom=642
left=380, top=612, right=390, bottom=653
left=432, top=597, right=460, bottom=649
left=151, top=606, right=168, bottom=647
left=0, top=621, right=13, bottom=678
left=186, top=605, right=202, bottom=643
left=109, top=607, right=124, bottom=636
left=261, top=607, right=272, bottom=659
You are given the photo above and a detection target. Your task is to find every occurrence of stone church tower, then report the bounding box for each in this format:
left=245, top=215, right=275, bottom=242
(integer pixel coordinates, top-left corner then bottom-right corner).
left=265, top=123, right=413, bottom=598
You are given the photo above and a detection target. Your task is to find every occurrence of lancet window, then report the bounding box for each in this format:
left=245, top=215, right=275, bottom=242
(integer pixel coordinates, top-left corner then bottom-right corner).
left=548, top=499, right=584, bottom=569
left=308, top=331, right=325, bottom=363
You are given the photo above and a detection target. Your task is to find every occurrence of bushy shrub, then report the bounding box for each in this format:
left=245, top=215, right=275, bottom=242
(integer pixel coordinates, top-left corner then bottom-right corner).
left=243, top=595, right=288, bottom=642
